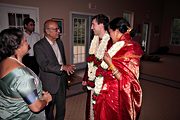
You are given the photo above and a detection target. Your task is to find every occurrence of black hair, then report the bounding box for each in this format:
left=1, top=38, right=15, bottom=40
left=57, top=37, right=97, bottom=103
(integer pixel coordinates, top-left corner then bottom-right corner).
left=109, top=17, right=136, bottom=37
left=92, top=14, right=109, bottom=31
left=23, top=17, right=35, bottom=28
left=0, top=28, right=23, bottom=62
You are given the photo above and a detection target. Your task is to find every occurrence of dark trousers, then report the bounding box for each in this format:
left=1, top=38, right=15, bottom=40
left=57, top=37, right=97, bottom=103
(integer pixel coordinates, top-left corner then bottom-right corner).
left=82, top=66, right=91, bottom=120
left=45, top=82, right=66, bottom=120
left=22, top=55, right=39, bottom=75
left=86, top=90, right=91, bottom=120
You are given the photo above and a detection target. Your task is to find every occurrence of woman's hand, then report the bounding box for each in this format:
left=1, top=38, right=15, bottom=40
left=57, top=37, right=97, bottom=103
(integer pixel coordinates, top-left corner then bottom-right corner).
left=28, top=91, right=52, bottom=112
left=103, top=52, right=112, bottom=66
left=42, top=91, right=52, bottom=104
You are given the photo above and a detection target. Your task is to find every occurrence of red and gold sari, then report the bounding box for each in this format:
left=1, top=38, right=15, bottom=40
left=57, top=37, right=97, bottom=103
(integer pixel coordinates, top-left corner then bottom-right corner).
left=93, top=33, right=143, bottom=120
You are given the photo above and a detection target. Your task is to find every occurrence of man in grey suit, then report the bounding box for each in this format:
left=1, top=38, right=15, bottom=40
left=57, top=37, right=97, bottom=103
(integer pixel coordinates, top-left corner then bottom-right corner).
left=34, top=19, right=75, bottom=120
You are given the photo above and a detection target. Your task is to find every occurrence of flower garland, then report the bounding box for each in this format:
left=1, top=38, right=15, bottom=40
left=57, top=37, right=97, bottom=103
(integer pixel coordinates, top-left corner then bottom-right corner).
left=87, top=32, right=110, bottom=91
left=87, top=32, right=125, bottom=104
left=92, top=40, right=125, bottom=105
left=95, top=41, right=125, bottom=94
left=101, top=41, right=125, bottom=69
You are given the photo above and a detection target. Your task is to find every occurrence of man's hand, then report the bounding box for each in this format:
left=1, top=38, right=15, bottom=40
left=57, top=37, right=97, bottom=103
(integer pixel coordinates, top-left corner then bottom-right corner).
left=62, top=64, right=76, bottom=75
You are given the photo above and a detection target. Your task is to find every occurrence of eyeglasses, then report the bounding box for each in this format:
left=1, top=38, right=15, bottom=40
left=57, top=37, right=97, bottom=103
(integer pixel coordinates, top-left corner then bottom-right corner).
left=47, top=27, right=60, bottom=32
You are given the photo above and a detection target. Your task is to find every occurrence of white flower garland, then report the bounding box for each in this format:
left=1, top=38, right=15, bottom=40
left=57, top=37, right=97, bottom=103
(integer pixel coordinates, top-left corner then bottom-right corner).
left=87, top=31, right=125, bottom=97
left=101, top=41, right=125, bottom=69
left=94, top=41, right=125, bottom=95
left=87, top=32, right=110, bottom=91
left=88, top=32, right=125, bottom=120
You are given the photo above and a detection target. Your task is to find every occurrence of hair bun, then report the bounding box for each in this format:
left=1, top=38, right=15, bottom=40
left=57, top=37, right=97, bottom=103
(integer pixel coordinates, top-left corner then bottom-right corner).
left=119, top=24, right=128, bottom=33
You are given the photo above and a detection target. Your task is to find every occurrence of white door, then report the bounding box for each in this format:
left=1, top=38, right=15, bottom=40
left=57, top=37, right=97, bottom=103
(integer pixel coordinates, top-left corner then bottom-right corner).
left=0, top=3, right=39, bottom=32
left=70, top=12, right=94, bottom=69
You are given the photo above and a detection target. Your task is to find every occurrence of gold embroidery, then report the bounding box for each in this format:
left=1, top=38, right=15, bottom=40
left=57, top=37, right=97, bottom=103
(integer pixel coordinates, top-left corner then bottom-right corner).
left=113, top=54, right=142, bottom=60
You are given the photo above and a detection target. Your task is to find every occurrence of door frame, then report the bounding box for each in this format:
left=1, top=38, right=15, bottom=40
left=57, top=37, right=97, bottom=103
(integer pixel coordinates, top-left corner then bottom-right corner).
left=70, top=11, right=95, bottom=70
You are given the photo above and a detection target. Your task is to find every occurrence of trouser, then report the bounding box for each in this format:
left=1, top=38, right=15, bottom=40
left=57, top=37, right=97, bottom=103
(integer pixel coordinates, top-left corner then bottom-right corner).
left=45, top=82, right=66, bottom=120
left=85, top=90, right=91, bottom=120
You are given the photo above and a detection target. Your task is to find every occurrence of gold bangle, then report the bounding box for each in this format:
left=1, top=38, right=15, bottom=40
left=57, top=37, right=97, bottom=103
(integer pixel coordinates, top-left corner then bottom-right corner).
left=113, top=69, right=119, bottom=75
left=108, top=64, right=115, bottom=70
left=114, top=71, right=120, bottom=75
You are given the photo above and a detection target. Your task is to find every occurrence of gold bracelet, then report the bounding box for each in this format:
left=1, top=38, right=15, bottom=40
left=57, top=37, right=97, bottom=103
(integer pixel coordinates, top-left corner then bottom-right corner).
left=114, top=71, right=120, bottom=76
left=113, top=69, right=119, bottom=75
left=108, top=64, right=115, bottom=70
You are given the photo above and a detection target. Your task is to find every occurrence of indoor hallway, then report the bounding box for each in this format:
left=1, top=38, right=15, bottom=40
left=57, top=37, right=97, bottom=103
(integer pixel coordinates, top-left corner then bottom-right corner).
left=65, top=55, right=180, bottom=120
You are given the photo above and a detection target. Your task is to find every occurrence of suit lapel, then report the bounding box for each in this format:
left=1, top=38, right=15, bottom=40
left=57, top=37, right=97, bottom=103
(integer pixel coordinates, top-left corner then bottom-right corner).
left=43, top=38, right=59, bottom=63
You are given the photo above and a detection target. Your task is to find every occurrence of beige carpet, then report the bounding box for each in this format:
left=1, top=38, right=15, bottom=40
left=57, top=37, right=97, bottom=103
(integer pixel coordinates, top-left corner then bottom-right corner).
left=64, top=55, right=180, bottom=120
left=139, top=54, right=180, bottom=120
left=140, top=55, right=180, bottom=81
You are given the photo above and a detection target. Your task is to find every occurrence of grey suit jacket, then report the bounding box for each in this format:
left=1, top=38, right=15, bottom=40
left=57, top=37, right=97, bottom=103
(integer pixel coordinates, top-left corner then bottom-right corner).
left=34, top=37, right=68, bottom=94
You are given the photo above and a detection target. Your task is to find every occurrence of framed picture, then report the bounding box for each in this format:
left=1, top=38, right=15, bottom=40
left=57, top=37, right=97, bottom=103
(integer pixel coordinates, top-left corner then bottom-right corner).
left=52, top=18, right=64, bottom=34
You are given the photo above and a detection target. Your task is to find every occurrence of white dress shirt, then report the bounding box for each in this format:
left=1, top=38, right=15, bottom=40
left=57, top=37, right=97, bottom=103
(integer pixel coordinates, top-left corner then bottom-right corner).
left=46, top=37, right=63, bottom=65
left=24, top=32, right=40, bottom=56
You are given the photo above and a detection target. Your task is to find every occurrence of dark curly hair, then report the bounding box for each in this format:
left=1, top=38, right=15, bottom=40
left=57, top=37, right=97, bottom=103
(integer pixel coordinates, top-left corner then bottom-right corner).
left=0, top=28, right=23, bottom=62
left=92, top=14, right=109, bottom=31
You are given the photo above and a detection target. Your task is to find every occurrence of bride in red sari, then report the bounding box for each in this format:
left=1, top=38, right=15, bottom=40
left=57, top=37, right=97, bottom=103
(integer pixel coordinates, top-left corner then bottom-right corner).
left=92, top=17, right=143, bottom=120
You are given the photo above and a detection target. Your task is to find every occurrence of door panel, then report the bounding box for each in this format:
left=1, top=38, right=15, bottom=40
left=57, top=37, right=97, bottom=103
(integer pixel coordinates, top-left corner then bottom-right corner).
left=71, top=13, right=93, bottom=69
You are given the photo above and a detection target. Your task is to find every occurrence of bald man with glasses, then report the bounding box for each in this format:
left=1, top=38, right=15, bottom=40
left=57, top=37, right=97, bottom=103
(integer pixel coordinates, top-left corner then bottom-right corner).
left=34, top=19, right=76, bottom=120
